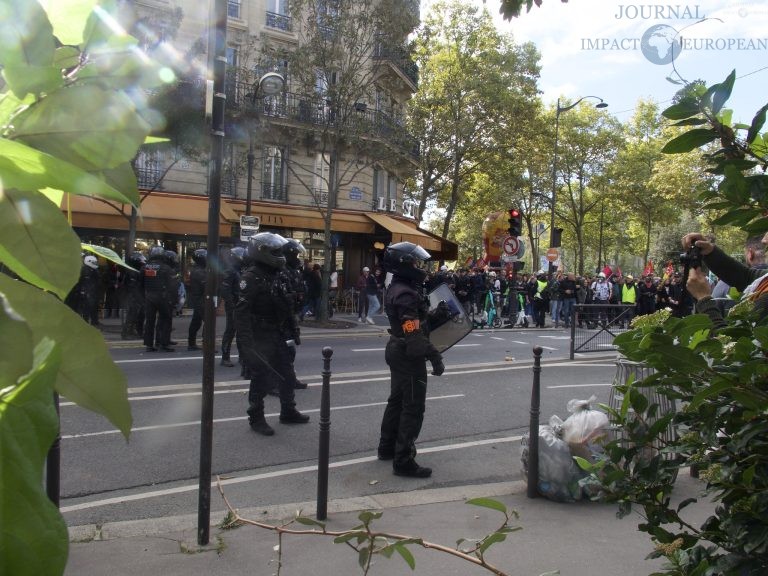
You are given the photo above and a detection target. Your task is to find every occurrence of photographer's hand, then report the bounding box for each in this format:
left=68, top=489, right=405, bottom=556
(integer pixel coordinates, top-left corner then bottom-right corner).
left=681, top=233, right=714, bottom=256
left=686, top=267, right=712, bottom=300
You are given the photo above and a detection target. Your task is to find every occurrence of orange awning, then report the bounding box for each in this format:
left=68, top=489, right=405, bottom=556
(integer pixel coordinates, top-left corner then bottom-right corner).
left=366, top=213, right=442, bottom=252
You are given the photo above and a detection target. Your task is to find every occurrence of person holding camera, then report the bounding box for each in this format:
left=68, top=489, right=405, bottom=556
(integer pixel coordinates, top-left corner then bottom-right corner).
left=682, top=232, right=768, bottom=326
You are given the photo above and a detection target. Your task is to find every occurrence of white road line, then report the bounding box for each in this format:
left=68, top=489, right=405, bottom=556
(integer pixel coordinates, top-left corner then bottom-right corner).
left=538, top=345, right=558, bottom=351
left=538, top=336, right=571, bottom=340
left=60, top=394, right=465, bottom=439
left=547, top=383, right=613, bottom=389
left=59, top=434, right=523, bottom=514
left=511, top=341, right=527, bottom=344
left=490, top=337, right=505, bottom=341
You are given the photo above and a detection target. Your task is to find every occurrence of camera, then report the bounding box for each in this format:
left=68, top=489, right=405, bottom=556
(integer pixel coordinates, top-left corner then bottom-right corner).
left=679, top=245, right=702, bottom=269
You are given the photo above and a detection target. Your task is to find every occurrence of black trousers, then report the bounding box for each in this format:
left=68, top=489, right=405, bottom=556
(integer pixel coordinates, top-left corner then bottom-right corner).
left=244, top=334, right=296, bottom=421
left=188, top=302, right=204, bottom=346
left=379, top=339, right=428, bottom=469
left=221, top=301, right=236, bottom=359
left=143, top=293, right=172, bottom=347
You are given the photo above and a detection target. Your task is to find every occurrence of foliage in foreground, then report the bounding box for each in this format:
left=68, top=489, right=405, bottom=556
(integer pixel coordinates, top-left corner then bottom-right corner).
left=580, top=72, right=768, bottom=575
left=0, top=0, right=166, bottom=573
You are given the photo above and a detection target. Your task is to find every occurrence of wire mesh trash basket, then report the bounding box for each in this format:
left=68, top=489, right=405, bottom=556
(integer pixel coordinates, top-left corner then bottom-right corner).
left=608, top=358, right=678, bottom=470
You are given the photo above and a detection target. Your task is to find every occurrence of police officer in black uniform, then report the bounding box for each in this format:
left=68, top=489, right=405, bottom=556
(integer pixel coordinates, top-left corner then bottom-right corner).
left=187, top=248, right=207, bottom=350
left=142, top=245, right=175, bottom=352
left=235, top=232, right=309, bottom=436
left=121, top=252, right=146, bottom=339
left=280, top=238, right=309, bottom=391
left=220, top=246, right=245, bottom=367
left=377, top=241, right=445, bottom=478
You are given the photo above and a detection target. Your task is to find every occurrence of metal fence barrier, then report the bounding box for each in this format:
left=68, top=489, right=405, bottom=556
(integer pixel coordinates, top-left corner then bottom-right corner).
left=569, top=304, right=635, bottom=358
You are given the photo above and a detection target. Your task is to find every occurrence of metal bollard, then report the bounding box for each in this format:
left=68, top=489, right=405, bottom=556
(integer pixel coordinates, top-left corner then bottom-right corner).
left=527, top=346, right=543, bottom=498
left=46, top=392, right=61, bottom=507
left=316, top=346, right=333, bottom=520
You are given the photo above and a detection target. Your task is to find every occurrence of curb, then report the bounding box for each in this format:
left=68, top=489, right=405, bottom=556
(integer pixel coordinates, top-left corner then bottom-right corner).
left=68, top=481, right=525, bottom=542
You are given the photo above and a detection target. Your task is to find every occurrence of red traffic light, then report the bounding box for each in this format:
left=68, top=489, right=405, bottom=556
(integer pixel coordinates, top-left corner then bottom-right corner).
left=509, top=209, right=519, bottom=218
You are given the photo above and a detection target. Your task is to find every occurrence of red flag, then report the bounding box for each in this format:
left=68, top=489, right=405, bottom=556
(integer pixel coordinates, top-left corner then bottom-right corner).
left=663, top=261, right=675, bottom=279
left=615, top=266, right=622, bottom=279
left=642, top=260, right=654, bottom=276
left=602, top=264, right=613, bottom=277
left=476, top=257, right=486, bottom=269
left=464, top=256, right=474, bottom=267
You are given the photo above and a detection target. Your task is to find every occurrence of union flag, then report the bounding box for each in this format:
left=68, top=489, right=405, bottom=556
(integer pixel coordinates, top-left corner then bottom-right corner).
left=642, top=260, right=654, bottom=276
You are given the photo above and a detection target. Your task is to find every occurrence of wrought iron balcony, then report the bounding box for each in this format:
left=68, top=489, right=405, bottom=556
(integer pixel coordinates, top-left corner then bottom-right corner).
left=266, top=11, right=291, bottom=32
left=225, top=79, right=419, bottom=159
left=262, top=184, right=287, bottom=202
left=373, top=41, right=418, bottom=87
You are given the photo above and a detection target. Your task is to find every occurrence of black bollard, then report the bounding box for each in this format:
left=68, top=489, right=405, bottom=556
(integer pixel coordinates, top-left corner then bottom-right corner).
left=46, top=392, right=61, bottom=507
left=316, top=346, right=333, bottom=520
left=527, top=346, right=543, bottom=498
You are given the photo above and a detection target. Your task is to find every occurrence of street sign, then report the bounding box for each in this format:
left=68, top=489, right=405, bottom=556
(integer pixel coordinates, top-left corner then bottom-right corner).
left=502, top=235, right=520, bottom=256
left=546, top=247, right=559, bottom=262
left=240, top=215, right=260, bottom=242
left=501, top=253, right=518, bottom=263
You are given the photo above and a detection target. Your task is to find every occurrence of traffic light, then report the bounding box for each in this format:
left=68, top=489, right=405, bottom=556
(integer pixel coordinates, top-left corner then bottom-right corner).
left=507, top=208, right=522, bottom=237
left=551, top=227, right=563, bottom=247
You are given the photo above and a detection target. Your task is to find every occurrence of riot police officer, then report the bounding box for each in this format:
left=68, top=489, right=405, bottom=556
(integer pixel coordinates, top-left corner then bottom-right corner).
left=235, top=232, right=309, bottom=436
left=142, top=245, right=175, bottom=352
left=121, top=252, right=146, bottom=339
left=280, top=238, right=309, bottom=390
left=78, top=254, right=102, bottom=326
left=377, top=242, right=445, bottom=478
left=220, top=246, right=245, bottom=367
left=187, top=248, right=207, bottom=350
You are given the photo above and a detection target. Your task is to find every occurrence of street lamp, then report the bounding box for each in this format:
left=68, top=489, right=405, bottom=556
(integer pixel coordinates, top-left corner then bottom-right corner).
left=548, top=95, right=607, bottom=277
left=245, top=72, right=285, bottom=216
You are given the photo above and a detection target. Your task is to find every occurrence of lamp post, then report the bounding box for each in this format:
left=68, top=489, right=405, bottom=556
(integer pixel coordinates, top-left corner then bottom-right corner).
left=549, top=95, right=608, bottom=277
left=245, top=72, right=285, bottom=216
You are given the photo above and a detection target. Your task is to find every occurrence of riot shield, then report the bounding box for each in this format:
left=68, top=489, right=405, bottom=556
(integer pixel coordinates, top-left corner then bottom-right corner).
left=427, top=283, right=473, bottom=352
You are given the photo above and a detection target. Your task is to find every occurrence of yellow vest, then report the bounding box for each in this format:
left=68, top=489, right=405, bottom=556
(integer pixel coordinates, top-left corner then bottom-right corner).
left=621, top=284, right=637, bottom=304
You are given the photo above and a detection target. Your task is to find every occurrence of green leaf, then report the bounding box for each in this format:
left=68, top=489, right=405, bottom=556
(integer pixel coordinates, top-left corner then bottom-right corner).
left=0, top=138, right=136, bottom=204
left=394, top=543, right=416, bottom=569
left=0, top=295, right=34, bottom=390
left=357, top=510, right=383, bottom=523
left=294, top=516, right=326, bottom=528
left=0, top=0, right=55, bottom=68
left=358, top=546, right=371, bottom=570
left=661, top=129, right=718, bottom=154
left=0, top=337, right=68, bottom=576
left=53, top=45, right=81, bottom=70
left=2, top=65, right=64, bottom=98
left=39, top=0, right=99, bottom=46
left=0, top=189, right=82, bottom=299
left=746, top=105, right=768, bottom=144
left=12, top=84, right=153, bottom=172
left=671, top=118, right=708, bottom=127
left=465, top=497, right=507, bottom=514
left=479, top=531, right=508, bottom=554
left=711, top=70, right=736, bottom=115
left=0, top=274, right=132, bottom=437
left=333, top=532, right=363, bottom=544
left=91, top=162, right=140, bottom=206
left=662, top=99, right=700, bottom=120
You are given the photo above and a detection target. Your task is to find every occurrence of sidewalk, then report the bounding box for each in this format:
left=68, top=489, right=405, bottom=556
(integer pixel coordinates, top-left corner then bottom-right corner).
left=66, top=472, right=710, bottom=576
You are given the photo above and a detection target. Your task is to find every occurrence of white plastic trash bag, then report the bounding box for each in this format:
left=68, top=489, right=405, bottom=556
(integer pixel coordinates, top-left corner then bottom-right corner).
left=562, top=396, right=609, bottom=461
left=521, top=416, right=583, bottom=502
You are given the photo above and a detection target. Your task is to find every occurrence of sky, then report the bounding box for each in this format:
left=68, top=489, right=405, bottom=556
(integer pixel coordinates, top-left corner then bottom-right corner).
left=424, top=0, right=768, bottom=123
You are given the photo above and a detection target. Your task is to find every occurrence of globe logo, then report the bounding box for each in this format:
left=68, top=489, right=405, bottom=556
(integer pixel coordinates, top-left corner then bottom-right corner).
left=640, top=24, right=683, bottom=65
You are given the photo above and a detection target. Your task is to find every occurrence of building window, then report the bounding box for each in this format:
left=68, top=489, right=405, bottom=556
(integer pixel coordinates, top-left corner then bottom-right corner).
left=227, top=0, right=241, bottom=19
left=266, top=0, right=291, bottom=31
left=262, top=146, right=286, bottom=201
left=314, top=152, right=330, bottom=206
left=222, top=142, right=238, bottom=197
left=135, top=147, right=165, bottom=190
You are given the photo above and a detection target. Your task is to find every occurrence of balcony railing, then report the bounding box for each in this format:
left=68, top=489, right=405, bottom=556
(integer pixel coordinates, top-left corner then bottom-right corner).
left=262, top=183, right=287, bottom=202
left=373, top=41, right=418, bottom=87
left=225, top=80, right=420, bottom=159
left=266, top=11, right=291, bottom=32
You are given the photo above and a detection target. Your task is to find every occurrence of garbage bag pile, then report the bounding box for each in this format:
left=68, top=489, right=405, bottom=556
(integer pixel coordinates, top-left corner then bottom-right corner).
left=521, top=396, right=609, bottom=502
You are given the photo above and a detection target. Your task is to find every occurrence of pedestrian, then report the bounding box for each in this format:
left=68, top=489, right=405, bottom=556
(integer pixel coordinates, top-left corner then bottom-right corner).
left=142, top=245, right=175, bottom=352
left=374, top=267, right=386, bottom=314
left=121, top=252, right=146, bottom=339
left=364, top=265, right=381, bottom=323
left=236, top=232, right=309, bottom=436
left=220, top=246, right=245, bottom=367
left=530, top=271, right=549, bottom=328
left=356, top=266, right=371, bottom=323
left=559, top=272, right=578, bottom=328
left=280, top=238, right=309, bottom=390
left=637, top=274, right=657, bottom=316
left=590, top=272, right=612, bottom=326
left=377, top=241, right=444, bottom=478
left=620, top=274, right=638, bottom=327
left=548, top=273, right=562, bottom=328
left=186, top=248, right=207, bottom=350
left=75, top=254, right=102, bottom=327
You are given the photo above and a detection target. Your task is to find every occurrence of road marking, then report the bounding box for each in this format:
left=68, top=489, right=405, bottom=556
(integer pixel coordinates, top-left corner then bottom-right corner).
left=490, top=337, right=505, bottom=341
left=59, top=434, right=523, bottom=514
left=538, top=345, right=558, bottom=351
left=113, top=354, right=240, bottom=365
left=538, top=336, right=571, bottom=340
left=510, top=341, right=527, bottom=344
left=352, top=343, right=481, bottom=352
left=547, top=383, right=613, bottom=389
left=60, top=394, right=465, bottom=439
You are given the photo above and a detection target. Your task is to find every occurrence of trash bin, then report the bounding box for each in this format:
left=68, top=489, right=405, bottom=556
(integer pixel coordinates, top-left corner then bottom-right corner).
left=608, top=358, right=677, bottom=468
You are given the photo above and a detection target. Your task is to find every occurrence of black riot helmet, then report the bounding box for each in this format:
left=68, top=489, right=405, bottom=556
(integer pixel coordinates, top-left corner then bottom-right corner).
left=192, top=248, right=207, bottom=266
left=383, top=241, right=431, bottom=283
left=164, top=250, right=179, bottom=267
left=247, top=232, right=288, bottom=270
left=127, top=252, right=146, bottom=268
left=282, top=239, right=307, bottom=271
left=230, top=246, right=246, bottom=265
left=148, top=245, right=165, bottom=260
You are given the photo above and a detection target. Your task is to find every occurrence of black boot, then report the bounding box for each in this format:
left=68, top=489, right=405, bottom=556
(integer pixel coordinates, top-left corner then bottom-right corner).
left=279, top=408, right=310, bottom=424
left=247, top=401, right=274, bottom=436
left=393, top=461, right=432, bottom=478
left=221, top=342, right=234, bottom=367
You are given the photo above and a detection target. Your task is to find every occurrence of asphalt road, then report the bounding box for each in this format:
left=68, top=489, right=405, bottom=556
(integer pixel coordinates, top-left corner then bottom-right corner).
left=59, top=327, right=620, bottom=528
